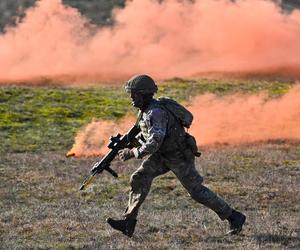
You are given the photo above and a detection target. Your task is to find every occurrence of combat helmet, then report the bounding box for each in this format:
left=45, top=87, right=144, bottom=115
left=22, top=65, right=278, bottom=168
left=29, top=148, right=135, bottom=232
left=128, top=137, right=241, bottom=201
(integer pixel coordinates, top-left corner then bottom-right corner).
left=125, top=74, right=158, bottom=94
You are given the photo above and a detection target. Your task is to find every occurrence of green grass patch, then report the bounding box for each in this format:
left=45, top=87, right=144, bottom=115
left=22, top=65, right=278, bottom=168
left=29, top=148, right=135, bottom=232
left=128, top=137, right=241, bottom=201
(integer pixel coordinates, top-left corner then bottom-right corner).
left=0, top=78, right=296, bottom=153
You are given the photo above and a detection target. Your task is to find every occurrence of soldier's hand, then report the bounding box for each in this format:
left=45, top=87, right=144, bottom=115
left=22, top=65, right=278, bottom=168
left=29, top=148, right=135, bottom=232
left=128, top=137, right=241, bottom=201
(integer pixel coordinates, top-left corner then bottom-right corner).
left=118, top=148, right=134, bottom=161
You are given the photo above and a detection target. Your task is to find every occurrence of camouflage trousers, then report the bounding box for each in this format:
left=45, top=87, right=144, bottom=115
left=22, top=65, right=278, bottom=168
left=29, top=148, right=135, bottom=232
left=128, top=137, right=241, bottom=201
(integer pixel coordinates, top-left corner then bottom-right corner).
left=124, top=151, right=232, bottom=220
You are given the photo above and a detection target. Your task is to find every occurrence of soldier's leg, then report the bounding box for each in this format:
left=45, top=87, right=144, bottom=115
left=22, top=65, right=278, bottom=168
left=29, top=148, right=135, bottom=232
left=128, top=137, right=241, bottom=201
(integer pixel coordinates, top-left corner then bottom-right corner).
left=124, top=153, right=169, bottom=219
left=168, top=156, right=232, bottom=220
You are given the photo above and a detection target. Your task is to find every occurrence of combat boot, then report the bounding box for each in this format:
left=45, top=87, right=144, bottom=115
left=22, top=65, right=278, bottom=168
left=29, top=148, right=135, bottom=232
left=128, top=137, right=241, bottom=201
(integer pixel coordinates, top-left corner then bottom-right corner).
left=106, top=217, right=137, bottom=237
left=226, top=210, right=246, bottom=235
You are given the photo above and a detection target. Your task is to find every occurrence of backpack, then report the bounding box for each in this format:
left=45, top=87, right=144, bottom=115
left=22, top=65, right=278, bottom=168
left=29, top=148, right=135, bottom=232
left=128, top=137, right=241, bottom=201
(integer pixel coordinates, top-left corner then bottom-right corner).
left=158, top=97, right=201, bottom=157
left=158, top=97, right=193, bottom=128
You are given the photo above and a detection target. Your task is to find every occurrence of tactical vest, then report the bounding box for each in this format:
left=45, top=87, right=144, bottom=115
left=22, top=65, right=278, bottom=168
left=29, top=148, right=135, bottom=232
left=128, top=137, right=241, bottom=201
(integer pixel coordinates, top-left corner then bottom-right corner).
left=137, top=98, right=200, bottom=158
left=159, top=98, right=200, bottom=158
left=159, top=102, right=189, bottom=155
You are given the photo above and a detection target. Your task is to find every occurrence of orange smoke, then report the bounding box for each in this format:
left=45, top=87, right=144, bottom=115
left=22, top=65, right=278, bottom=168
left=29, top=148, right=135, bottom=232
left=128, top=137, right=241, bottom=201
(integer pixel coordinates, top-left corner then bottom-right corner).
left=68, top=85, right=300, bottom=157
left=189, top=85, right=300, bottom=145
left=1, top=0, right=300, bottom=84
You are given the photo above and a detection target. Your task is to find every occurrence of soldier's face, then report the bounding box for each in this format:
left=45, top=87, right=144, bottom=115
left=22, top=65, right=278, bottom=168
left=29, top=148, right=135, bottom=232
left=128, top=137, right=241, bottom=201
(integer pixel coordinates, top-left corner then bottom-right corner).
left=130, top=91, right=144, bottom=108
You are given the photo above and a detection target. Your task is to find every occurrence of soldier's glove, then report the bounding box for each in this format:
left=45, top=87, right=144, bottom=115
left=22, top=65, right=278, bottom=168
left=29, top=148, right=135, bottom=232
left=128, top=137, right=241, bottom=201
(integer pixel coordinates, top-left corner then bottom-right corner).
left=118, top=148, right=134, bottom=161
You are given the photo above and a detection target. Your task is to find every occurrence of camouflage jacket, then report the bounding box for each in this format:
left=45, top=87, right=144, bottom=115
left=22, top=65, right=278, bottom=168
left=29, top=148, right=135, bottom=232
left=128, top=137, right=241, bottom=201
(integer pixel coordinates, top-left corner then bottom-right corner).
left=132, top=99, right=168, bottom=159
left=132, top=99, right=186, bottom=159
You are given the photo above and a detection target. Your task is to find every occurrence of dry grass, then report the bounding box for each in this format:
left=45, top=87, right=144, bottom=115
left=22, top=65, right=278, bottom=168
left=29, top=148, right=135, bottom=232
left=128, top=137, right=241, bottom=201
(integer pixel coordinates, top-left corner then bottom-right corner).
left=1, top=142, right=299, bottom=249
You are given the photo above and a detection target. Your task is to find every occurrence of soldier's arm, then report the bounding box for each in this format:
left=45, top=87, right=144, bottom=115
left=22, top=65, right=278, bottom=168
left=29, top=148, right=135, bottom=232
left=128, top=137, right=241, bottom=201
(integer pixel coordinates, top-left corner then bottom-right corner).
left=132, top=108, right=168, bottom=158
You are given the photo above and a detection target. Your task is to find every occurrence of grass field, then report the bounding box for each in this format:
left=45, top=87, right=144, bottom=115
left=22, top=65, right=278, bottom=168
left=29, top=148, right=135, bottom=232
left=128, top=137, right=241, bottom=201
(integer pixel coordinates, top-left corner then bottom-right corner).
left=1, top=78, right=299, bottom=249
left=0, top=78, right=294, bottom=153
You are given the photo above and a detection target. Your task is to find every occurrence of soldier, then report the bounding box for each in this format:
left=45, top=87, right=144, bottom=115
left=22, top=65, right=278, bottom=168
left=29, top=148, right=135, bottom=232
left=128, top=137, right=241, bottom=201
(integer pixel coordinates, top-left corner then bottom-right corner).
left=107, top=74, right=246, bottom=237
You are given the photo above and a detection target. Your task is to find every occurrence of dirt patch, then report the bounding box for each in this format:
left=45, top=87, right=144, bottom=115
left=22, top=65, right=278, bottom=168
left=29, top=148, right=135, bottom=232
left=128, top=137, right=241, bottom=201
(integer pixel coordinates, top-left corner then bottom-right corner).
left=0, top=142, right=299, bottom=249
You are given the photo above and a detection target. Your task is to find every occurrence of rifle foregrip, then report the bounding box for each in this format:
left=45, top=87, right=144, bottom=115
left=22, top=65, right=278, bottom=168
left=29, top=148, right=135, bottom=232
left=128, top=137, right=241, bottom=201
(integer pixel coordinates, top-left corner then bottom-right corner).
left=106, top=166, right=118, bottom=178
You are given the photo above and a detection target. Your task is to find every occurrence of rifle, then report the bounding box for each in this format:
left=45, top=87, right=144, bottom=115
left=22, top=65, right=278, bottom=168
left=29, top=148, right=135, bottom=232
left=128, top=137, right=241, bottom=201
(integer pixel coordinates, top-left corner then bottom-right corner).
left=79, top=125, right=141, bottom=191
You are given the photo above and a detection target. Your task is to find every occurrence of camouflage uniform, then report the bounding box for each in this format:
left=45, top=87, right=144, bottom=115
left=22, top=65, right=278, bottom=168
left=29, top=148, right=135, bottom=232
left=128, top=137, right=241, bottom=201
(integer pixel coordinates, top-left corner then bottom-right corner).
left=124, top=99, right=232, bottom=220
